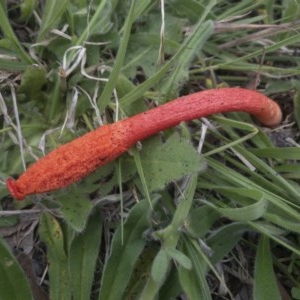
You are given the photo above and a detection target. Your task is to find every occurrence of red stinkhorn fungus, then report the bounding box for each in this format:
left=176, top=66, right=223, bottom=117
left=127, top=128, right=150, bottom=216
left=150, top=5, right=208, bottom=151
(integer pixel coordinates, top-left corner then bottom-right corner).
left=6, top=88, right=282, bottom=200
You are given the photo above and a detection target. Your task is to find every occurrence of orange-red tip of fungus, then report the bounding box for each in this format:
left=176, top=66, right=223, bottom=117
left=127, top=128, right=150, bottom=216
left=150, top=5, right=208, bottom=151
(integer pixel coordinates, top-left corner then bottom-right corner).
left=261, top=100, right=282, bottom=127
left=6, top=178, right=25, bottom=201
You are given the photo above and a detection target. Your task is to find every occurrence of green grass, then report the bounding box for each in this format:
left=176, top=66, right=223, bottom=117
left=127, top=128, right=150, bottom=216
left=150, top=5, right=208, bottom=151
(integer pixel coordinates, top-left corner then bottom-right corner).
left=1, top=0, right=300, bottom=299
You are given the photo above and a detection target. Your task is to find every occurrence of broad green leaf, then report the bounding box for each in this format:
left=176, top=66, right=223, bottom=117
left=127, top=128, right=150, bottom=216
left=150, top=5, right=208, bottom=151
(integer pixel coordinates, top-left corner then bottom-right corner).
left=185, top=205, right=220, bottom=238
left=69, top=210, right=103, bottom=300
left=132, top=133, right=203, bottom=193
left=0, top=237, right=33, bottom=300
left=207, top=222, right=250, bottom=265
left=151, top=249, right=169, bottom=283
left=39, top=213, right=66, bottom=260
left=253, top=236, right=281, bottom=300
left=58, top=189, right=93, bottom=232
left=18, top=65, right=47, bottom=102
left=99, top=199, right=151, bottom=300
left=39, top=213, right=71, bottom=300
left=165, top=247, right=192, bottom=270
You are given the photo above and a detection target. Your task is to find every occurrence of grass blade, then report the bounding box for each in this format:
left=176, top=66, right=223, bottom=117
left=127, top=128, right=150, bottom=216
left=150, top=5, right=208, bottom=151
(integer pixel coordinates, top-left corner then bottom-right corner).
left=98, top=0, right=136, bottom=110
left=0, top=5, right=32, bottom=63
left=253, top=236, right=281, bottom=300
left=39, top=213, right=71, bottom=300
left=179, top=236, right=212, bottom=300
left=37, top=0, right=68, bottom=41
left=0, top=237, right=33, bottom=300
left=98, top=199, right=151, bottom=300
left=69, top=210, right=103, bottom=300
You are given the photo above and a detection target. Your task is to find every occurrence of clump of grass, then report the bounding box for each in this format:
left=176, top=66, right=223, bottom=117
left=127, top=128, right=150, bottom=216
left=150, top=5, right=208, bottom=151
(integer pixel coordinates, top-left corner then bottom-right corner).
left=1, top=1, right=300, bottom=299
